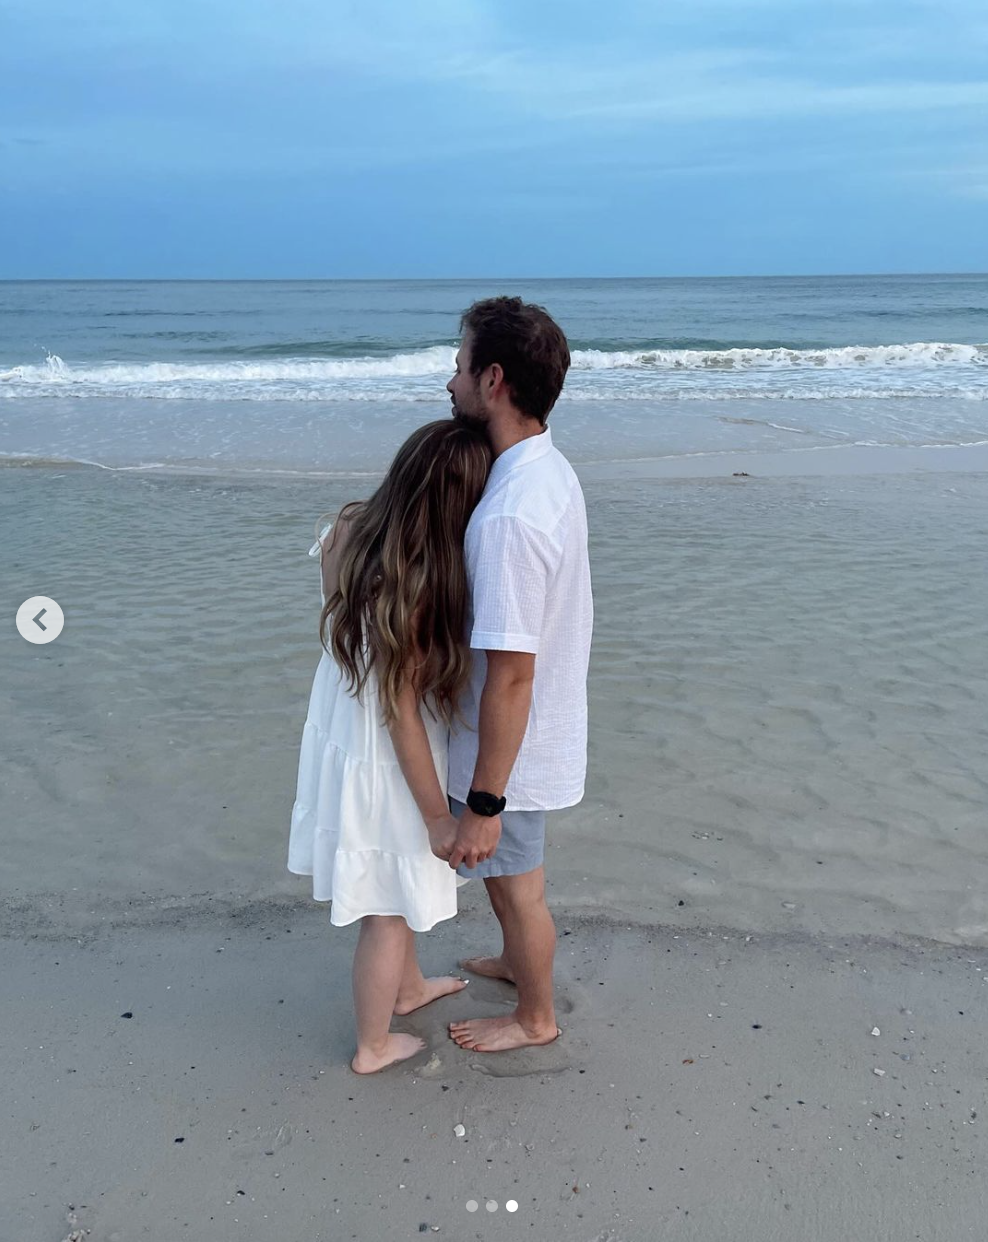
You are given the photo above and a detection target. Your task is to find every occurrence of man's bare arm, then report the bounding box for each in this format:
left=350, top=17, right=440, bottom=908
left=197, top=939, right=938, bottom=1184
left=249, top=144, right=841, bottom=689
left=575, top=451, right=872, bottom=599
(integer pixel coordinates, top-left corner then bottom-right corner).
left=472, top=649, right=536, bottom=794
left=448, top=649, right=536, bottom=871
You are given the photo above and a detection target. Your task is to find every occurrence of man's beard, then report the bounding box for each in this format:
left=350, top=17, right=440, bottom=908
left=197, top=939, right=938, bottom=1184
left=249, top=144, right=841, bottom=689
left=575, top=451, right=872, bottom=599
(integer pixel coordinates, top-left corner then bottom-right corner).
left=451, top=404, right=488, bottom=433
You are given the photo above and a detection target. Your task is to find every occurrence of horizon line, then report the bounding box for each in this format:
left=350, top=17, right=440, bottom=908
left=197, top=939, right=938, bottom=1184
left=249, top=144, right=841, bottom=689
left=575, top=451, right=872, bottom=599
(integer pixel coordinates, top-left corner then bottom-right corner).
left=1, top=270, right=986, bottom=284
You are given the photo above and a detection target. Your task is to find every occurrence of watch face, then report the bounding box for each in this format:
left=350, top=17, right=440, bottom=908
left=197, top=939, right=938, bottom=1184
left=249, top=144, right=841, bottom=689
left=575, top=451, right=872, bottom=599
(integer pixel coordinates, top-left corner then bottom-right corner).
left=468, top=790, right=503, bottom=816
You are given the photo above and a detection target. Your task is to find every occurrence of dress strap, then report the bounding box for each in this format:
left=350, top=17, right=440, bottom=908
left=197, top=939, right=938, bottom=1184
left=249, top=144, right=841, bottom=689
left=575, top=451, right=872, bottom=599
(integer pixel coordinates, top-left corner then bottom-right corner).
left=308, top=515, right=335, bottom=559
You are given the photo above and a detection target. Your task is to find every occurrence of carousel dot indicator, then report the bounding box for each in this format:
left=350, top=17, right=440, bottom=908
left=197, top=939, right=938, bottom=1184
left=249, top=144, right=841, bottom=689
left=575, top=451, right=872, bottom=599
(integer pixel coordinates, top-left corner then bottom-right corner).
left=465, top=1200, right=479, bottom=1212
left=486, top=1199, right=498, bottom=1212
left=506, top=1200, right=519, bottom=1212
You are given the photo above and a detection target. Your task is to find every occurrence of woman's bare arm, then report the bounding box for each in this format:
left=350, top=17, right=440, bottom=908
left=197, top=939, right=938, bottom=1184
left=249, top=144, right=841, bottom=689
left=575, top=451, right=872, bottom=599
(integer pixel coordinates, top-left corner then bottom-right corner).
left=386, top=637, right=459, bottom=862
left=387, top=674, right=451, bottom=815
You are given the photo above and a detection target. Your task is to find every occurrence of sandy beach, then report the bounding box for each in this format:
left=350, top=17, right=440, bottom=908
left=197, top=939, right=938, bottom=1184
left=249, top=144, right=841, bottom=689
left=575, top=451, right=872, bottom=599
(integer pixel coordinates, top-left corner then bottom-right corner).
left=4, top=446, right=988, bottom=1239
left=4, top=0, right=987, bottom=1214
left=4, top=907, right=987, bottom=1240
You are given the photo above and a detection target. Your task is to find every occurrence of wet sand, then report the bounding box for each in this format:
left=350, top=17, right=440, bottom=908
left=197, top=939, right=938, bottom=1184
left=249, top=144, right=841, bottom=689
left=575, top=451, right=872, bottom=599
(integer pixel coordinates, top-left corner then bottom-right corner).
left=3, top=909, right=987, bottom=1240
left=3, top=445, right=987, bottom=945
left=3, top=444, right=988, bottom=1238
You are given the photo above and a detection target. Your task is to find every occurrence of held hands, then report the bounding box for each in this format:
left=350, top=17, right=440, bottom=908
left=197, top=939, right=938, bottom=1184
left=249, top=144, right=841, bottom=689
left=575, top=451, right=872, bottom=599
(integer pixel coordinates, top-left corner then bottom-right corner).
left=424, top=812, right=460, bottom=863
left=447, top=809, right=502, bottom=872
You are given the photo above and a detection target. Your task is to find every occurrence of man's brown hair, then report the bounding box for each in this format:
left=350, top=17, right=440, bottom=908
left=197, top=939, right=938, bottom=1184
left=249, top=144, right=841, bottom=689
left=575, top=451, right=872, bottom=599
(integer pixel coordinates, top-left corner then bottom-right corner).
left=460, top=296, right=570, bottom=426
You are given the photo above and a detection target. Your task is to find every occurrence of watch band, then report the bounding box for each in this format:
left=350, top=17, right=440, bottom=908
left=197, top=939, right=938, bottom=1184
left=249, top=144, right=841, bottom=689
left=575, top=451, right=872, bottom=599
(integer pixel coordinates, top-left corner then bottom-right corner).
left=467, top=788, right=507, bottom=817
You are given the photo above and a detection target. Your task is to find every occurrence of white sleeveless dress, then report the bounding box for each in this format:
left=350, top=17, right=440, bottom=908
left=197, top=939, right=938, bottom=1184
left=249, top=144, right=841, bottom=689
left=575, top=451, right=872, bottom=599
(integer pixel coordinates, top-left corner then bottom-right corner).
left=287, top=521, right=469, bottom=931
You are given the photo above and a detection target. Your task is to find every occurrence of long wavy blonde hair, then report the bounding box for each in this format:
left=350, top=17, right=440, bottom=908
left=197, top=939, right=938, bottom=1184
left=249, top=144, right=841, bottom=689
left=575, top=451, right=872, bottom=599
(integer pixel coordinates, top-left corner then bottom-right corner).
left=319, top=419, right=492, bottom=726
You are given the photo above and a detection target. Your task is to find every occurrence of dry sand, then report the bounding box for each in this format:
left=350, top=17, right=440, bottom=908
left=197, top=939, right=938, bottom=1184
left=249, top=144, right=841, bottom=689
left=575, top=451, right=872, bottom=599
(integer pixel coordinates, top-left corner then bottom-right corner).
left=3, top=904, right=987, bottom=1242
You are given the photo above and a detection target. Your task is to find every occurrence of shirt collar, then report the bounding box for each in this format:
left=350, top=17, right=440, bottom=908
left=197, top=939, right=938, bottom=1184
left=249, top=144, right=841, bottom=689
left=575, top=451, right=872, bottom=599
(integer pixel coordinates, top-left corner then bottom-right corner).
left=487, top=425, right=553, bottom=486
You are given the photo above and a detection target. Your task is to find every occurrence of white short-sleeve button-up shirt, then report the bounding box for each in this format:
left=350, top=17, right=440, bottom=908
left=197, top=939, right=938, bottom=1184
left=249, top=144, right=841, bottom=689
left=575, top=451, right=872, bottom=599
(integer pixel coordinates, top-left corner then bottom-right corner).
left=448, top=426, right=593, bottom=811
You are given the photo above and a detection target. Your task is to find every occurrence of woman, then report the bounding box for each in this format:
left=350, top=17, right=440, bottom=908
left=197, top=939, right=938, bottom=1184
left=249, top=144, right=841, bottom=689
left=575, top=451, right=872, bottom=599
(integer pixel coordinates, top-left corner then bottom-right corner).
left=288, top=419, right=492, bottom=1073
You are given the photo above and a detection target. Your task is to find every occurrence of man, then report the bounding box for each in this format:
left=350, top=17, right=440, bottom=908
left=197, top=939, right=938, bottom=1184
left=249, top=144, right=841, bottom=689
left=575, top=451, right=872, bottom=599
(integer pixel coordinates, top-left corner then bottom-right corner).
left=440, top=295, right=593, bottom=1054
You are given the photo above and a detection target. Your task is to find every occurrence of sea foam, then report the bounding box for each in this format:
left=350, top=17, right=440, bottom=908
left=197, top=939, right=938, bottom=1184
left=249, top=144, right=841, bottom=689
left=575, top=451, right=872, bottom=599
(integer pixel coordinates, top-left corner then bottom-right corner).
left=1, top=341, right=984, bottom=403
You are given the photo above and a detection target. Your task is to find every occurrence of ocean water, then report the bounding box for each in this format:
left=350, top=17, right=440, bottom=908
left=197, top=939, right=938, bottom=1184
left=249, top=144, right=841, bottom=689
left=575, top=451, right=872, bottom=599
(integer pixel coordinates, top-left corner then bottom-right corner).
left=4, top=276, right=988, bottom=945
left=1, top=275, right=986, bottom=475
left=4, top=463, right=988, bottom=943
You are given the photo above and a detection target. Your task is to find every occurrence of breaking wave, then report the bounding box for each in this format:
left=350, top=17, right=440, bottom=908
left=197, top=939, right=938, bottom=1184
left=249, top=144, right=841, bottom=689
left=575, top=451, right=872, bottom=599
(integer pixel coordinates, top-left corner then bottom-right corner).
left=1, top=341, right=985, bottom=402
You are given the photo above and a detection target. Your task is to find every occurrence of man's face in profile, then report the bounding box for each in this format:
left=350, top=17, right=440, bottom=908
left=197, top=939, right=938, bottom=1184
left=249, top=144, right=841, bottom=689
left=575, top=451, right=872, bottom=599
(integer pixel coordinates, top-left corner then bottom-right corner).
left=447, top=334, right=488, bottom=431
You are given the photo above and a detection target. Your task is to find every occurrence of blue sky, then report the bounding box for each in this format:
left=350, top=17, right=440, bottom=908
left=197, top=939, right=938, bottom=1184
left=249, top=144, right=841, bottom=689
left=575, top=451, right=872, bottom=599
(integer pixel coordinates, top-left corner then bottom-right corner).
left=2, top=0, right=986, bottom=277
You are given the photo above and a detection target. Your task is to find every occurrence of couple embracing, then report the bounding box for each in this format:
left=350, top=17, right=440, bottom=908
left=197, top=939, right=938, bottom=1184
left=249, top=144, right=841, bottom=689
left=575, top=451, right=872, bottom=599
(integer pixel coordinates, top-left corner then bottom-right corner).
left=288, top=297, right=593, bottom=1074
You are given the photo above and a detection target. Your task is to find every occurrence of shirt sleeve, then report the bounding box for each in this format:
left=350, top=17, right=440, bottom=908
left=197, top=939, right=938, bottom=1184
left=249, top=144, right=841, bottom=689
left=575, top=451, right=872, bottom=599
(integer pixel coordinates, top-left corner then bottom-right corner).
left=468, top=516, right=555, bottom=654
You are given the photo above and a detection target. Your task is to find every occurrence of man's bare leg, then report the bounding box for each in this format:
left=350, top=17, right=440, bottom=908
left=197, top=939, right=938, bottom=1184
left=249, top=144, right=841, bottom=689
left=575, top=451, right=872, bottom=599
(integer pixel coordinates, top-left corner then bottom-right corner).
left=459, top=902, right=515, bottom=985
left=457, top=949, right=515, bottom=983
left=449, top=866, right=560, bottom=1052
left=457, top=872, right=523, bottom=983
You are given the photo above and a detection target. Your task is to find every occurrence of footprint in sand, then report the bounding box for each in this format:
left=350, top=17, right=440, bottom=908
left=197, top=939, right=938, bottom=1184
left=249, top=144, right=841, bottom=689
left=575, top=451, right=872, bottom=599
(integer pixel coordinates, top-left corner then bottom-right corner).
left=455, top=982, right=588, bottom=1016
left=466, top=1017, right=589, bottom=1079
left=450, top=983, right=593, bottom=1077
left=230, top=1121, right=294, bottom=1159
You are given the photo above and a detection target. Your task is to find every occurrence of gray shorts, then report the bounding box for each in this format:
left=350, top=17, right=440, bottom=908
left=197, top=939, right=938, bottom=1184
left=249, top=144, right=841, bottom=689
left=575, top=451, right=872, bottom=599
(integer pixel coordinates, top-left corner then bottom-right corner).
left=449, top=797, right=546, bottom=879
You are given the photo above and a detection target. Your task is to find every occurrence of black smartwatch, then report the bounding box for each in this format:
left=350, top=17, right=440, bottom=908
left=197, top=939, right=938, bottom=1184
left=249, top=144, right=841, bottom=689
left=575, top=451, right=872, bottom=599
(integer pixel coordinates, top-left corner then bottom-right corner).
left=467, top=788, right=506, bottom=817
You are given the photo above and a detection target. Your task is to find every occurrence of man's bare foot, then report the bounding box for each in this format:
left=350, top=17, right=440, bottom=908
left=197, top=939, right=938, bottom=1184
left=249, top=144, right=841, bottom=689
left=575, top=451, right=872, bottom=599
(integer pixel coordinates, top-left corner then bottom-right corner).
left=393, top=976, right=469, bottom=1016
left=448, top=1013, right=561, bottom=1052
left=457, top=955, right=516, bottom=984
left=350, top=1032, right=427, bottom=1074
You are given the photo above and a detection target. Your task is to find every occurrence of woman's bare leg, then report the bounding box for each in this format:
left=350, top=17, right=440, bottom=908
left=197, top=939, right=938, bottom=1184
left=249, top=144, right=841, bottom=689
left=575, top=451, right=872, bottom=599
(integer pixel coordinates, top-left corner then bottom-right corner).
left=351, top=915, right=426, bottom=1073
left=393, top=920, right=470, bottom=1015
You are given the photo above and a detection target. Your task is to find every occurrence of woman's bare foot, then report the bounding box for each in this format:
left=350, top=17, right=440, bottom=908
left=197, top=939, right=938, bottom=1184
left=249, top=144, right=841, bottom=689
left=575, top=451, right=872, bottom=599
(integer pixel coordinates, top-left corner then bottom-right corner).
left=448, top=1013, right=561, bottom=1052
left=393, top=976, right=469, bottom=1016
left=350, top=1032, right=427, bottom=1074
left=457, top=955, right=515, bottom=984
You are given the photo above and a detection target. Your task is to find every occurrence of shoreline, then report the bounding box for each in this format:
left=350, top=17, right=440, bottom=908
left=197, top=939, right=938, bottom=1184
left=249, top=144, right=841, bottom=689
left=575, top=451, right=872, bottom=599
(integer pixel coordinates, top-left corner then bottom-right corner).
left=577, top=440, right=988, bottom=481
left=3, top=439, right=988, bottom=483
left=7, top=886, right=988, bottom=955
